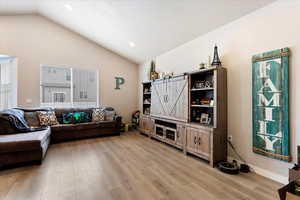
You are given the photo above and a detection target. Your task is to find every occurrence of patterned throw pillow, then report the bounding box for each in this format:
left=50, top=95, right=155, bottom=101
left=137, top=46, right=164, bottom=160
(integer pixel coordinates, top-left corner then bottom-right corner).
left=73, top=112, right=91, bottom=123
left=37, top=111, right=59, bottom=126
left=62, top=113, right=74, bottom=124
left=92, top=108, right=105, bottom=122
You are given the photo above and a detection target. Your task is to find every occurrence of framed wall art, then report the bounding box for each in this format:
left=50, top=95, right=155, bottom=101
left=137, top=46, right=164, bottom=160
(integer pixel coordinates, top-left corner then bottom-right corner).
left=252, top=48, right=290, bottom=162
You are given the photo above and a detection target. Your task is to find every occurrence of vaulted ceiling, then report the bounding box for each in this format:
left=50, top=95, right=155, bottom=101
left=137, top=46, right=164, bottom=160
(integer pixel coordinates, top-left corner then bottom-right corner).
left=0, top=0, right=276, bottom=63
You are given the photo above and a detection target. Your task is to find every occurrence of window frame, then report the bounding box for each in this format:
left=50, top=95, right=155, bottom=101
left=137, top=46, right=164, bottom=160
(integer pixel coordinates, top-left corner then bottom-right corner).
left=52, top=92, right=66, bottom=103
left=40, top=65, right=99, bottom=108
left=0, top=57, right=18, bottom=110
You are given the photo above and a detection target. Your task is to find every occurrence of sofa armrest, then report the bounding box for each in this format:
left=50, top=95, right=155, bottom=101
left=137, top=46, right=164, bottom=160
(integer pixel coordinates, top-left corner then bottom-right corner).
left=116, top=116, right=122, bottom=131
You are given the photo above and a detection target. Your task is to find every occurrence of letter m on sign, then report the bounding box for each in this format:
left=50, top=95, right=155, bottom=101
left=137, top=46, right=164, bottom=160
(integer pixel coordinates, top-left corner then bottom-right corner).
left=252, top=48, right=290, bottom=162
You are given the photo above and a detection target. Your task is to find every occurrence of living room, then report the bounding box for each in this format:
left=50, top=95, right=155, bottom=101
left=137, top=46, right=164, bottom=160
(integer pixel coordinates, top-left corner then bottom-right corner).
left=0, top=0, right=299, bottom=199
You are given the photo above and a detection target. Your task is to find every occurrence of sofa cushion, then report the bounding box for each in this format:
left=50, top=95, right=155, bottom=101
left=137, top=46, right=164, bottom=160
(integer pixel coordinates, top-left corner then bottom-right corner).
left=51, top=121, right=116, bottom=132
left=0, top=127, right=51, bottom=153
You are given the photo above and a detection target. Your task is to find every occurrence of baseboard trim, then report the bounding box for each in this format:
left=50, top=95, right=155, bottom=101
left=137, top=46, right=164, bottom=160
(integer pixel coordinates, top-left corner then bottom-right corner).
left=227, top=156, right=288, bottom=184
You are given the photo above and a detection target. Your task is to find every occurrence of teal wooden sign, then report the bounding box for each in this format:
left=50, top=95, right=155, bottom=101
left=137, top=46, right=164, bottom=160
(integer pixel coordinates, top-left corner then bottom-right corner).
left=252, top=48, right=290, bottom=162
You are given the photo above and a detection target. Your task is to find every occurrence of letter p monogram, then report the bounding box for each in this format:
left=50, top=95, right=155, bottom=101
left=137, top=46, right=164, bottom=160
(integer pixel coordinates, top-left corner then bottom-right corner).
left=115, top=77, right=125, bottom=90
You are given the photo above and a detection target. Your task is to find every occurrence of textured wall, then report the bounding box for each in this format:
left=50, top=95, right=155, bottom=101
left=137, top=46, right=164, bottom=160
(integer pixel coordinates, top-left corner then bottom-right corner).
left=0, top=14, right=139, bottom=122
left=139, top=0, right=300, bottom=182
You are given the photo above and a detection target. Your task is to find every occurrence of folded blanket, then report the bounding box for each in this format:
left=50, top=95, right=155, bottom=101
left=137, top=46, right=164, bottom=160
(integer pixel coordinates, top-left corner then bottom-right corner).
left=0, top=109, right=47, bottom=133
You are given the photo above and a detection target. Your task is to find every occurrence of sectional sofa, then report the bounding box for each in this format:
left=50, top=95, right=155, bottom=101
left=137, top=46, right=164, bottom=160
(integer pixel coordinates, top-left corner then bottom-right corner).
left=0, top=107, right=122, bottom=169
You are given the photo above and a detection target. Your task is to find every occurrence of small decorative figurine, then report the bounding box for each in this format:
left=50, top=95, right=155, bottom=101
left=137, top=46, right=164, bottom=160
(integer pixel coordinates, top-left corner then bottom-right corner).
left=199, top=63, right=206, bottom=69
left=162, top=72, right=174, bottom=78
left=150, top=60, right=159, bottom=80
left=200, top=98, right=210, bottom=105
left=211, top=45, right=222, bottom=67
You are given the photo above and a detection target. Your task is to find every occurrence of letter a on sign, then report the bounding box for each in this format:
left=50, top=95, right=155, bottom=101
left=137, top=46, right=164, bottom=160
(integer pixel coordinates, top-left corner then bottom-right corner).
left=252, top=48, right=290, bottom=162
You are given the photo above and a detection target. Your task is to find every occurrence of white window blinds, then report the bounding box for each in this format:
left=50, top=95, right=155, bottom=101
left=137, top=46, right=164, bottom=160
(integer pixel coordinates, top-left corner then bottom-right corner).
left=40, top=65, right=99, bottom=108
left=0, top=56, right=17, bottom=110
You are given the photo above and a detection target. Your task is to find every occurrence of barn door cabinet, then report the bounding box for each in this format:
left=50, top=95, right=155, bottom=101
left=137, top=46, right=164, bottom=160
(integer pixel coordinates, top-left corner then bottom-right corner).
left=151, top=75, right=189, bottom=122
left=139, top=67, right=227, bottom=167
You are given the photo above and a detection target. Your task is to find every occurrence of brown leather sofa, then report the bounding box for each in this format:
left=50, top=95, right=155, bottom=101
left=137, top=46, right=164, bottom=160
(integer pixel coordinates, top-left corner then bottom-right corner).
left=0, top=107, right=121, bottom=169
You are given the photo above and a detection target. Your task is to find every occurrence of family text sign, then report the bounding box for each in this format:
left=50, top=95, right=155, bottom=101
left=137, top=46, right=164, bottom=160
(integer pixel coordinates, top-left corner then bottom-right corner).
left=252, top=48, right=290, bottom=162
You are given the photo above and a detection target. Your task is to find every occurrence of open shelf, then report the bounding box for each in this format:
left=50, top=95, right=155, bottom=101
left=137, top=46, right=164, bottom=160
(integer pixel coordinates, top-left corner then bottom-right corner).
left=189, top=70, right=215, bottom=127
left=142, top=82, right=152, bottom=115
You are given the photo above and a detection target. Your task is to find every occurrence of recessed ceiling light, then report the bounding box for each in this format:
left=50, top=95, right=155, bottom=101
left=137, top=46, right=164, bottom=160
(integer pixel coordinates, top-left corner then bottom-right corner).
left=64, top=4, right=73, bottom=11
left=129, top=42, right=136, bottom=47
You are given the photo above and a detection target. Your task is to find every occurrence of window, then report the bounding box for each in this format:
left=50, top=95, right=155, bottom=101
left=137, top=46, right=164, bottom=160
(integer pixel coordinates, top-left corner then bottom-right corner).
left=40, top=65, right=99, bottom=108
left=66, top=71, right=71, bottom=81
left=53, top=92, right=66, bottom=103
left=79, top=91, right=88, bottom=99
left=0, top=56, right=17, bottom=110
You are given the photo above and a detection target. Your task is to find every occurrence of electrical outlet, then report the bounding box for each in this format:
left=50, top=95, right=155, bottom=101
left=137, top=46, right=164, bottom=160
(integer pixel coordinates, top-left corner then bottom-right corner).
left=228, top=135, right=233, bottom=142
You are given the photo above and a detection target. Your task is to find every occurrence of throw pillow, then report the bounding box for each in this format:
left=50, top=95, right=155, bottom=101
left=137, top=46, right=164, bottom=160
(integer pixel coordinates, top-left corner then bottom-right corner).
left=72, top=112, right=91, bottom=123
left=82, top=112, right=92, bottom=122
left=37, top=111, right=59, bottom=126
left=62, top=113, right=74, bottom=124
left=92, top=108, right=105, bottom=122
left=105, top=109, right=116, bottom=121
left=24, top=112, right=41, bottom=128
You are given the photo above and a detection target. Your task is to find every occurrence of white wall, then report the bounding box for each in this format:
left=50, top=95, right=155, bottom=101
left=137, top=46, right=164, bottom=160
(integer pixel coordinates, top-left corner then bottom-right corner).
left=0, top=14, right=139, bottom=122
left=139, top=0, right=300, bottom=183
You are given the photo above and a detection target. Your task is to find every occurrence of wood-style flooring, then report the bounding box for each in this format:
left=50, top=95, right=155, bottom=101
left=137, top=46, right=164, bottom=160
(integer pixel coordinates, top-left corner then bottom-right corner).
left=0, top=131, right=282, bottom=200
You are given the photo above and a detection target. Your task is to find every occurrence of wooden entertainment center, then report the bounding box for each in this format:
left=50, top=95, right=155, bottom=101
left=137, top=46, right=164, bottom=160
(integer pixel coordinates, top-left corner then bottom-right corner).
left=139, top=67, right=227, bottom=166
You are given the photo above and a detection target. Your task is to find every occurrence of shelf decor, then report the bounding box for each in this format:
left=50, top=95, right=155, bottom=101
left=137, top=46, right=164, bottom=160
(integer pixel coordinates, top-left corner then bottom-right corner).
left=150, top=60, right=159, bottom=80
left=252, top=48, right=290, bottom=162
left=211, top=45, right=222, bottom=67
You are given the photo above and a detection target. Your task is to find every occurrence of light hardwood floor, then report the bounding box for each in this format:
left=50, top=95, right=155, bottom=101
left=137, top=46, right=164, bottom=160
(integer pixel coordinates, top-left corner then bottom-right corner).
left=0, top=131, right=282, bottom=200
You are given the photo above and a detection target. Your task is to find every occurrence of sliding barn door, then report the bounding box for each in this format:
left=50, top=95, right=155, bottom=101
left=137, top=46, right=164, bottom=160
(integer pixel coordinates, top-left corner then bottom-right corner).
left=151, top=75, right=188, bottom=122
